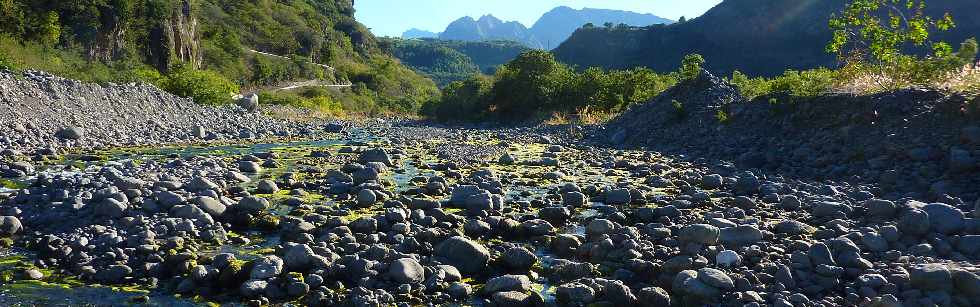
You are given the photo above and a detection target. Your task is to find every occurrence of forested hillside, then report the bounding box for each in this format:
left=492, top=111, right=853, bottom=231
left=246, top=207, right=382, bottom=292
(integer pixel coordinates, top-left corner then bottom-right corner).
left=553, top=0, right=980, bottom=77
left=0, top=0, right=437, bottom=115
left=383, top=38, right=530, bottom=86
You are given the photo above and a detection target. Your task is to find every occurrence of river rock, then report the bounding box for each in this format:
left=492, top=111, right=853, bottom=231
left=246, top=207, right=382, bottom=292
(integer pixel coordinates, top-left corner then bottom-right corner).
left=922, top=203, right=965, bottom=234
left=678, top=224, right=720, bottom=244
left=250, top=256, right=284, bottom=280
left=898, top=209, right=931, bottom=236
left=55, top=127, right=84, bottom=140
left=484, top=274, right=531, bottom=294
left=0, top=216, right=22, bottom=236
left=435, top=236, right=490, bottom=274
left=719, top=225, right=763, bottom=245
left=387, top=258, right=425, bottom=284
left=910, top=263, right=952, bottom=291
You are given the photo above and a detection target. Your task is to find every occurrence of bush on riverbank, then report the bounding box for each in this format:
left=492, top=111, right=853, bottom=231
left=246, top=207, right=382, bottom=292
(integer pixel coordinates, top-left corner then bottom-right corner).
left=425, top=50, right=678, bottom=121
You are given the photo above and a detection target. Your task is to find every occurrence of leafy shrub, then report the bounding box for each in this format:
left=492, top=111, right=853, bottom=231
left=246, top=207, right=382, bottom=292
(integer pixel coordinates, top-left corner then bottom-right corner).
left=423, top=75, right=492, bottom=121
left=715, top=109, right=730, bottom=124
left=827, top=0, right=971, bottom=89
left=259, top=88, right=344, bottom=116
left=729, top=68, right=837, bottom=99
left=162, top=68, right=239, bottom=105
left=680, top=54, right=705, bottom=80
left=0, top=48, right=14, bottom=70
left=770, top=68, right=837, bottom=97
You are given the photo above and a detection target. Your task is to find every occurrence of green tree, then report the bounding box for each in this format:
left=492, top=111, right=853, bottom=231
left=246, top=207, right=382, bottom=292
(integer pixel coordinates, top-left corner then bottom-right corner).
left=679, top=53, right=705, bottom=80
left=827, top=0, right=963, bottom=87
left=490, top=50, right=574, bottom=116
left=38, top=11, right=61, bottom=47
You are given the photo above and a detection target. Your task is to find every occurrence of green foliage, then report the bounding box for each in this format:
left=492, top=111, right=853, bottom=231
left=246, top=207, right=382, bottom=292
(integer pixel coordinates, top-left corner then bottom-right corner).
left=259, top=87, right=344, bottom=116
left=427, top=50, right=680, bottom=121
left=161, top=67, right=239, bottom=105
left=680, top=54, right=704, bottom=80
left=0, top=48, right=14, bottom=70
left=382, top=38, right=481, bottom=87
left=729, top=68, right=838, bottom=99
left=715, top=109, right=730, bottom=124
left=770, top=69, right=838, bottom=97
left=828, top=0, right=972, bottom=88
left=490, top=50, right=576, bottom=117
left=422, top=75, right=493, bottom=121
left=37, top=11, right=60, bottom=46
left=828, top=0, right=954, bottom=63
left=0, top=34, right=151, bottom=83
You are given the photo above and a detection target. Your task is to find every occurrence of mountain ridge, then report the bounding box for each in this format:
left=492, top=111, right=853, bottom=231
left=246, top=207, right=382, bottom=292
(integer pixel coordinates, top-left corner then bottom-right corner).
left=406, top=6, right=671, bottom=50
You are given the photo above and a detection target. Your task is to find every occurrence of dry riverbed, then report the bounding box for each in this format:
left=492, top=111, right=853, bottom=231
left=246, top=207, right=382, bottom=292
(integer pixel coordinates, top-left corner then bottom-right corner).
left=1, top=122, right=978, bottom=307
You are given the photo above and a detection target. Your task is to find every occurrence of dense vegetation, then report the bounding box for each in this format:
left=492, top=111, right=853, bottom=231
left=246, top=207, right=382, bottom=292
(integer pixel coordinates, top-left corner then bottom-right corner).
left=0, top=0, right=437, bottom=115
left=423, top=50, right=678, bottom=121
left=382, top=38, right=530, bottom=87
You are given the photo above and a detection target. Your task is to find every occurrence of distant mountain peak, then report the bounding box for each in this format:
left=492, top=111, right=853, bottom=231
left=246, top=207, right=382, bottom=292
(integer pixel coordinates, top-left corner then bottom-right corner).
left=402, top=28, right=438, bottom=39
left=530, top=6, right=672, bottom=49
left=478, top=14, right=501, bottom=22
left=427, top=6, right=670, bottom=50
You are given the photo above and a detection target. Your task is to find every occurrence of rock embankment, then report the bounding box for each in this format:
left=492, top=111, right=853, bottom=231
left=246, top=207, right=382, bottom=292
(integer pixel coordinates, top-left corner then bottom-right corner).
left=608, top=70, right=980, bottom=203
left=0, top=70, right=335, bottom=152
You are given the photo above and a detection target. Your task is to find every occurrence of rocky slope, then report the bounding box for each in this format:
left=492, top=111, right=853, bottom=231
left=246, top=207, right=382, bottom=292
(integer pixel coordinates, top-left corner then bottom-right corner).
left=606, top=70, right=980, bottom=205
left=0, top=70, right=337, bottom=153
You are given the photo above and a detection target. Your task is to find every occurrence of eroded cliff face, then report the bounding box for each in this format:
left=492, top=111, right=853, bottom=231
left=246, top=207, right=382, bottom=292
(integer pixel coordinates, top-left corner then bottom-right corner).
left=149, top=0, right=202, bottom=71
left=88, top=15, right=127, bottom=63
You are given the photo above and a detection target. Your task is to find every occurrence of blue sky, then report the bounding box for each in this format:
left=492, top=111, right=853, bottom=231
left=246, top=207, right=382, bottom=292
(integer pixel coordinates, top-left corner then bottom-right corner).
left=354, top=0, right=722, bottom=37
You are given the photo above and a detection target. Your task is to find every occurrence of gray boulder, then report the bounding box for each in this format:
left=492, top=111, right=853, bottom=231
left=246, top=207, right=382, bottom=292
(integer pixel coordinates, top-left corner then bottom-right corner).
left=678, top=224, right=720, bottom=244
left=256, top=180, right=278, bottom=194
left=55, top=127, right=84, bottom=140
left=697, top=268, right=734, bottom=290
left=502, top=247, right=537, bottom=272
left=435, top=236, right=490, bottom=274
left=484, top=274, right=531, bottom=294
left=0, top=216, right=23, bottom=236
left=702, top=174, right=723, bottom=189
left=237, top=196, right=269, bottom=214
left=359, top=148, right=394, bottom=166
left=387, top=258, right=425, bottom=284
left=898, top=209, right=931, bottom=236
left=192, top=196, right=226, bottom=218
left=605, top=189, right=631, bottom=205
left=910, top=263, right=952, bottom=291
left=238, top=161, right=261, bottom=173
left=97, top=265, right=132, bottom=283
left=185, top=177, right=220, bottom=192
left=250, top=255, right=284, bottom=280
left=922, top=203, right=965, bottom=234
left=719, top=225, right=763, bottom=245
left=93, top=198, right=127, bottom=218
left=238, top=93, right=259, bottom=112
